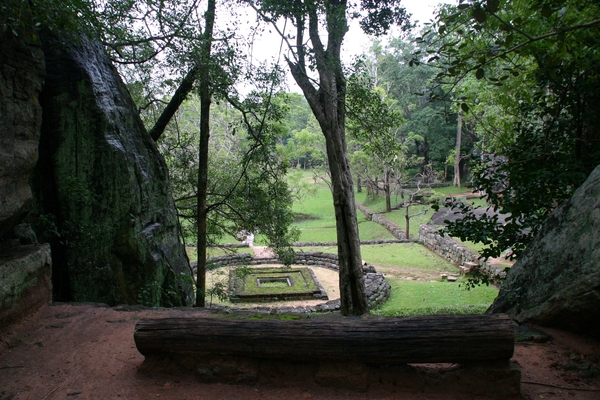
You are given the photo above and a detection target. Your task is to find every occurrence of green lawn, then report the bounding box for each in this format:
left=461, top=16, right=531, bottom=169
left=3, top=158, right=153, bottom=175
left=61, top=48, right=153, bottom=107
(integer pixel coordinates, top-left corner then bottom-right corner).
left=198, top=177, right=500, bottom=315
left=294, top=186, right=395, bottom=242
left=296, top=243, right=498, bottom=314
left=374, top=278, right=498, bottom=317
left=297, top=242, right=455, bottom=280
left=187, top=245, right=253, bottom=261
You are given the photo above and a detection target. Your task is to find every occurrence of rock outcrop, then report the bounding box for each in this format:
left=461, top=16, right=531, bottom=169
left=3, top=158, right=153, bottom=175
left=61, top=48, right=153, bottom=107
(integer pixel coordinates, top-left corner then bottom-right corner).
left=488, top=165, right=600, bottom=338
left=33, top=34, right=193, bottom=306
left=0, top=5, right=45, bottom=239
left=0, top=2, right=52, bottom=326
left=0, top=244, right=52, bottom=326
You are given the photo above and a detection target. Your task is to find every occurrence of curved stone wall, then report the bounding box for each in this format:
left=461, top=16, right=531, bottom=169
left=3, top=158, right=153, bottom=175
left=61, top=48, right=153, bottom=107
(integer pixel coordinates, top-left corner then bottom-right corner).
left=205, top=251, right=391, bottom=313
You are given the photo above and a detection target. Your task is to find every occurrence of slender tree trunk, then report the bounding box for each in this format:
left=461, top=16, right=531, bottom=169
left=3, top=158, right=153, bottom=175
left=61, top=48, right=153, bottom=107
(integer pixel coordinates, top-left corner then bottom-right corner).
left=405, top=206, right=410, bottom=239
left=384, top=168, right=391, bottom=212
left=454, top=110, right=462, bottom=187
left=195, top=0, right=216, bottom=308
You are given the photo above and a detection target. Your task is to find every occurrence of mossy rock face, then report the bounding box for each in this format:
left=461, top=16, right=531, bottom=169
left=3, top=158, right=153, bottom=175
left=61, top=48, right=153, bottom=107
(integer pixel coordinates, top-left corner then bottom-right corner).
left=32, top=34, right=193, bottom=306
left=0, top=4, right=45, bottom=240
left=489, top=165, right=600, bottom=339
left=229, top=267, right=328, bottom=303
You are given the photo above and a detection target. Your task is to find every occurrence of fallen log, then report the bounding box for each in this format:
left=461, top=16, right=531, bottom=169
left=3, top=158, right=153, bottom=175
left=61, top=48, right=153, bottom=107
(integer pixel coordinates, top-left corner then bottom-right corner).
left=134, top=313, right=514, bottom=364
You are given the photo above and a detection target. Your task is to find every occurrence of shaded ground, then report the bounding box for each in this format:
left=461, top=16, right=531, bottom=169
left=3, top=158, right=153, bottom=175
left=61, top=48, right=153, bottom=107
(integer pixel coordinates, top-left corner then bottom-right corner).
left=1, top=304, right=599, bottom=400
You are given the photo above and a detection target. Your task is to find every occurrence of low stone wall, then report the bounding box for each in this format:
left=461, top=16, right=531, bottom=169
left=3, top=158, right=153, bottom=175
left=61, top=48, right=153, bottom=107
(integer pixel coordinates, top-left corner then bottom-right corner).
left=206, top=251, right=391, bottom=312
left=195, top=239, right=407, bottom=250
left=418, top=225, right=501, bottom=274
left=356, top=203, right=416, bottom=241
left=293, top=239, right=407, bottom=247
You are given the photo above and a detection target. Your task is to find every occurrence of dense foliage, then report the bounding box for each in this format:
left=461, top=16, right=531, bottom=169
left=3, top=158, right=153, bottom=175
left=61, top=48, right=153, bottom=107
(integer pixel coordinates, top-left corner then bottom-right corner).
left=421, top=0, right=600, bottom=262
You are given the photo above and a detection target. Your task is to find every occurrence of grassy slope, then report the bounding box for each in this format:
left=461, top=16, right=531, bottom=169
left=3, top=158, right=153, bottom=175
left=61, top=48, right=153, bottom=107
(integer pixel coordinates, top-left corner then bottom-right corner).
left=198, top=169, right=498, bottom=315
left=294, top=183, right=395, bottom=242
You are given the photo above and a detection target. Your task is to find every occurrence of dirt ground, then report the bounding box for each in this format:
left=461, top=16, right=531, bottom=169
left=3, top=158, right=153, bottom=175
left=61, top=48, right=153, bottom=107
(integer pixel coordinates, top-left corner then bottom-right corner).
left=1, top=303, right=599, bottom=400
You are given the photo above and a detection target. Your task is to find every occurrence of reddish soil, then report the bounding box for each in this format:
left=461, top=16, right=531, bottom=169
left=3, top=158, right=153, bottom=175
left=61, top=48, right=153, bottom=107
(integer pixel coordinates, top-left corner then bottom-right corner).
left=1, top=303, right=599, bottom=400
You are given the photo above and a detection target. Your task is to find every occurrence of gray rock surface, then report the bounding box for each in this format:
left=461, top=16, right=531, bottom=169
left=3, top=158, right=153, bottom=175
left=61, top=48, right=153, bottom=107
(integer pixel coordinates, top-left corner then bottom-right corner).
left=0, top=244, right=52, bottom=326
left=0, top=8, right=45, bottom=240
left=488, top=165, right=600, bottom=338
left=33, top=34, right=193, bottom=306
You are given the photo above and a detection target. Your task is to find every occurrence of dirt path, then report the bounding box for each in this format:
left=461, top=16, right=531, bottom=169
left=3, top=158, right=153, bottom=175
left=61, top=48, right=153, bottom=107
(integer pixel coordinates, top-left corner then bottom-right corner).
left=1, top=304, right=599, bottom=400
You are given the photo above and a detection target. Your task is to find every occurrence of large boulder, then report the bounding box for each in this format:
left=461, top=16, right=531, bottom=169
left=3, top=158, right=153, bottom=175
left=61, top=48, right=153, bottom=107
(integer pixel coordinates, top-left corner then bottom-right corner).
left=33, top=34, right=193, bottom=306
left=0, top=3, right=45, bottom=240
left=488, top=165, right=600, bottom=338
left=0, top=2, right=52, bottom=325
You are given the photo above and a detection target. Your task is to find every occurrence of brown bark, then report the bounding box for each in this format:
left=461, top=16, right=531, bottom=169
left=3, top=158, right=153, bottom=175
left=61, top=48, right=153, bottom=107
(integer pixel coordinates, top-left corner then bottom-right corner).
left=454, top=110, right=462, bottom=187
left=285, top=0, right=368, bottom=315
left=149, top=66, right=199, bottom=141
left=405, top=206, right=410, bottom=239
left=384, top=168, right=391, bottom=212
left=195, top=0, right=216, bottom=307
left=134, top=314, right=515, bottom=364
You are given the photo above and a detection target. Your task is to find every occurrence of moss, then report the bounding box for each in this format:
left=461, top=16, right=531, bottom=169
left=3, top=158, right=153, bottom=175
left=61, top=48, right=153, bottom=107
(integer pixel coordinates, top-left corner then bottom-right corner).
left=232, top=267, right=319, bottom=297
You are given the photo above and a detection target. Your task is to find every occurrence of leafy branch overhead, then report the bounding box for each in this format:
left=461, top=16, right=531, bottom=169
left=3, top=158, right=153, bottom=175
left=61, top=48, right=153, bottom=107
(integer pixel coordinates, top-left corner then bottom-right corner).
left=420, top=0, right=600, bottom=264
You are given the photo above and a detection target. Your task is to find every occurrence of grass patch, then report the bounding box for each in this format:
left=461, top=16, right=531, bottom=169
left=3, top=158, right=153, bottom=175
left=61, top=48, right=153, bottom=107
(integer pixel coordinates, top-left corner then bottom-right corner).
left=373, top=278, right=497, bottom=317
left=296, top=243, right=455, bottom=280
left=469, top=197, right=488, bottom=208
left=187, top=246, right=253, bottom=262
left=433, top=186, right=473, bottom=195
left=292, top=186, right=337, bottom=242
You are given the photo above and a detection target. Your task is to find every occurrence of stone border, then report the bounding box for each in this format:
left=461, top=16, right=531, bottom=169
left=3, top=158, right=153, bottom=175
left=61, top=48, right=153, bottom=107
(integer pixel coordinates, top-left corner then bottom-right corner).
left=228, top=267, right=328, bottom=303
left=418, top=224, right=506, bottom=276
left=356, top=203, right=414, bottom=241
left=189, top=239, right=407, bottom=249
left=206, top=251, right=391, bottom=314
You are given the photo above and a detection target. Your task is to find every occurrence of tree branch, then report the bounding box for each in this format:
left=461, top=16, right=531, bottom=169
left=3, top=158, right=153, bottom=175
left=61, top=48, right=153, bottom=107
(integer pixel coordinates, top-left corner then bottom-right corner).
left=149, top=66, right=199, bottom=141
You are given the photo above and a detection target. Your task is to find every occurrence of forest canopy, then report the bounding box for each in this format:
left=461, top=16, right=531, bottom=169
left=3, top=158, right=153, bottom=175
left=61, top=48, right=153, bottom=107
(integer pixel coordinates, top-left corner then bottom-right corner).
left=10, top=0, right=599, bottom=296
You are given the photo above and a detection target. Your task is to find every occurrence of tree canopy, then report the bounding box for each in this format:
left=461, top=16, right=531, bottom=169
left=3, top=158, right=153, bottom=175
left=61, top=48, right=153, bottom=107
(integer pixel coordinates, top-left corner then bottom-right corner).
left=421, top=0, right=600, bottom=265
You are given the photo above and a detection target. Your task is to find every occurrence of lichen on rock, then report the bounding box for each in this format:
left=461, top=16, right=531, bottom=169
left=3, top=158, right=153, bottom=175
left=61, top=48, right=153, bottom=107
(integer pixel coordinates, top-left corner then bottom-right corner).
left=488, top=165, right=600, bottom=338
left=32, top=34, right=193, bottom=306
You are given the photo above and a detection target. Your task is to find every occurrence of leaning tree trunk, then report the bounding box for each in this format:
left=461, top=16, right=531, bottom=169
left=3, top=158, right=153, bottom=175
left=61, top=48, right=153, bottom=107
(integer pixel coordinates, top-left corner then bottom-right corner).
left=323, top=124, right=368, bottom=315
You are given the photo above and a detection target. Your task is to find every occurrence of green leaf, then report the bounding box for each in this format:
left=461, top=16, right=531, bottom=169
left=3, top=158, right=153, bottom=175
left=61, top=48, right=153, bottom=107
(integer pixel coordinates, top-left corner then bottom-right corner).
left=475, top=68, right=485, bottom=80
left=541, top=4, right=552, bottom=18
left=472, top=6, right=487, bottom=23
left=486, top=0, right=500, bottom=13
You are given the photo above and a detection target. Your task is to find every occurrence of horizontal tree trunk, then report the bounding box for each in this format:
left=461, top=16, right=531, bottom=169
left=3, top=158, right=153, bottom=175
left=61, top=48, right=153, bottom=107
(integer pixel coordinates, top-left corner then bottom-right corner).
left=134, top=314, right=514, bottom=364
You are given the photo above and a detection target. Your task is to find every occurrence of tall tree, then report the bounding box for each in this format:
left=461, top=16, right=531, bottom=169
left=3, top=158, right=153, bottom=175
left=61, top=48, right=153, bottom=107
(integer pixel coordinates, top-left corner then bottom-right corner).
left=251, top=0, right=411, bottom=315
left=453, top=110, right=462, bottom=187
left=347, top=63, right=406, bottom=212
left=195, top=0, right=216, bottom=307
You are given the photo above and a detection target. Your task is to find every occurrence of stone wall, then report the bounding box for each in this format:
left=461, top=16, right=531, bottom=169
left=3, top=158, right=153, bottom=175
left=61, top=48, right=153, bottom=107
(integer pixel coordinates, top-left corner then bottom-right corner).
left=418, top=224, right=507, bottom=279
left=206, top=252, right=391, bottom=312
left=356, top=203, right=410, bottom=240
